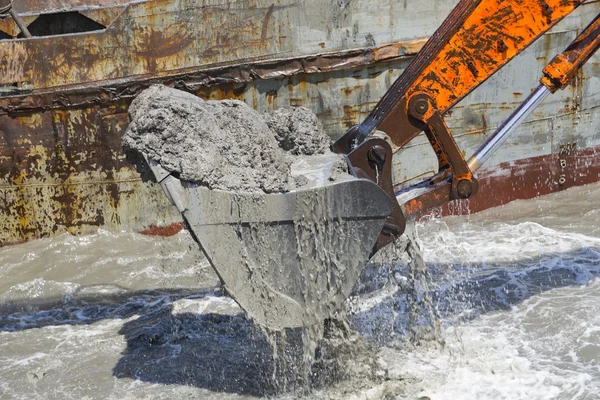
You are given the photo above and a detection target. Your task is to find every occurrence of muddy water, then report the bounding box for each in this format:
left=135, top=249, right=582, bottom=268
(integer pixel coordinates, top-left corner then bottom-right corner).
left=2, top=182, right=600, bottom=399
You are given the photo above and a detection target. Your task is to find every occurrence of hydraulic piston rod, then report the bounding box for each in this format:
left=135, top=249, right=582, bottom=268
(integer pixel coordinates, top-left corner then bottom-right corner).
left=467, top=84, right=550, bottom=173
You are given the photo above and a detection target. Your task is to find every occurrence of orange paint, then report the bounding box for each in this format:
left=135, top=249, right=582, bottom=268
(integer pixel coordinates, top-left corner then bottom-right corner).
left=139, top=223, right=184, bottom=237
left=377, top=0, right=585, bottom=147
left=541, top=13, right=600, bottom=92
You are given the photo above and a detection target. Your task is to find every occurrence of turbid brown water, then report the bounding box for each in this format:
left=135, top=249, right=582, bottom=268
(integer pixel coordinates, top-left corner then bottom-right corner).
left=2, top=182, right=600, bottom=399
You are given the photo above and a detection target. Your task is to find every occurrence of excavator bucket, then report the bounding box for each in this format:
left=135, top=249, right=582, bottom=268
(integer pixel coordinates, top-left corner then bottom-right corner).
left=145, top=157, right=392, bottom=331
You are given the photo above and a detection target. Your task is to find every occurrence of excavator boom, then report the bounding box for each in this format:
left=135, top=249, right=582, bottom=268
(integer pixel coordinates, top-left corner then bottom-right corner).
left=335, top=0, right=586, bottom=152
left=334, top=2, right=600, bottom=253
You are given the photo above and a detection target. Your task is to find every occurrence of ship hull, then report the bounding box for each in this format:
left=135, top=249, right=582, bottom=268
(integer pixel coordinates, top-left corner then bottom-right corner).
left=0, top=0, right=599, bottom=244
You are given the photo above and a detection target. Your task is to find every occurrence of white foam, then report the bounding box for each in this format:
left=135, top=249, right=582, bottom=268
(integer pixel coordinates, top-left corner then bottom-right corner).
left=351, top=212, right=600, bottom=400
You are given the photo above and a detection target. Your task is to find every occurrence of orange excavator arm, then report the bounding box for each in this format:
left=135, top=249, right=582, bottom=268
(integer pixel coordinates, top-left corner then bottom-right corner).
left=335, top=0, right=587, bottom=152
left=333, top=0, right=600, bottom=255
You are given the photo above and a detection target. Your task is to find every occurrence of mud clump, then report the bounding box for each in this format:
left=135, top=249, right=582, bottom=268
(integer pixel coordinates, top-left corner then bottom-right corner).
left=329, top=158, right=350, bottom=181
left=124, top=85, right=336, bottom=194
left=264, top=107, right=331, bottom=156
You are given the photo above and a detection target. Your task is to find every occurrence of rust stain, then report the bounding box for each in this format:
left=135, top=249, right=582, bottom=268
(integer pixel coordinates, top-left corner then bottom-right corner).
left=0, top=41, right=27, bottom=86
left=342, top=105, right=357, bottom=128
left=0, top=38, right=425, bottom=115
left=260, top=4, right=275, bottom=46
left=441, top=143, right=600, bottom=217
left=0, top=0, right=430, bottom=116
left=480, top=113, right=487, bottom=133
left=17, top=0, right=133, bottom=13
left=139, top=222, right=184, bottom=237
left=0, top=0, right=597, bottom=245
left=265, top=89, right=278, bottom=106
left=0, top=102, right=179, bottom=244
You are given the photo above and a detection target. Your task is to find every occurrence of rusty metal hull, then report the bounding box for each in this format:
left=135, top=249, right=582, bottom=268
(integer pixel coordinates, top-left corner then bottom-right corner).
left=0, top=0, right=599, bottom=245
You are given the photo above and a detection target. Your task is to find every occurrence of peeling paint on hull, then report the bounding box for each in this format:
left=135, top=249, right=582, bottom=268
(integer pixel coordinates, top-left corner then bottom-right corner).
left=0, top=0, right=599, bottom=245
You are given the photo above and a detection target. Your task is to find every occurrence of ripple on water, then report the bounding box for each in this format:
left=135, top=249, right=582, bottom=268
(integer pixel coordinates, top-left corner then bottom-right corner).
left=0, top=183, right=600, bottom=399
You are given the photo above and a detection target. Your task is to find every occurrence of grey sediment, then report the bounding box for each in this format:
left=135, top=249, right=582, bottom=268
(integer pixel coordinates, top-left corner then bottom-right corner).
left=124, top=84, right=337, bottom=194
